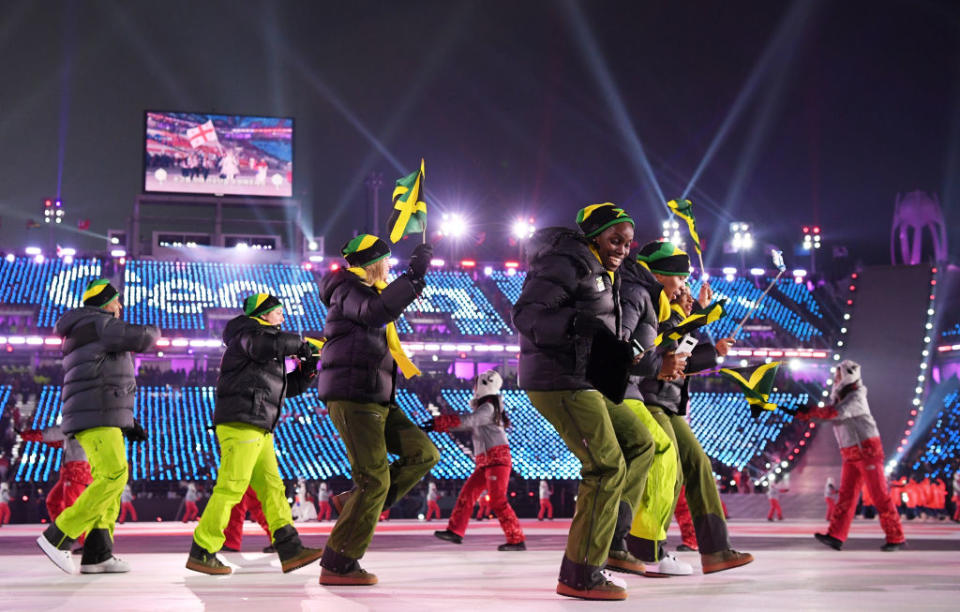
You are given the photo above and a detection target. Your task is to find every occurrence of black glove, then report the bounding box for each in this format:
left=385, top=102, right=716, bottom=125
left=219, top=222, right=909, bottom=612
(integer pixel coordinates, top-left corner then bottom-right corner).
left=124, top=420, right=148, bottom=443
left=296, top=341, right=314, bottom=361
left=420, top=418, right=436, bottom=432
left=299, top=356, right=320, bottom=379
left=572, top=313, right=611, bottom=339
left=406, top=243, right=433, bottom=280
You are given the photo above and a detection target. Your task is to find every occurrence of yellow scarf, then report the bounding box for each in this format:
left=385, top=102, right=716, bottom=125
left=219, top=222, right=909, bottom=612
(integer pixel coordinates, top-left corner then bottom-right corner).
left=588, top=245, right=615, bottom=283
left=636, top=260, right=672, bottom=322
left=671, top=303, right=686, bottom=319
left=347, top=267, right=421, bottom=379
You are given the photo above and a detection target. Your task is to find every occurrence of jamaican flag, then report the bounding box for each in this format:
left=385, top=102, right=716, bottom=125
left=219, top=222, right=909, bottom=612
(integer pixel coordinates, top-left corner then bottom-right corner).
left=304, top=336, right=326, bottom=355
left=655, top=299, right=726, bottom=346
left=719, top=361, right=783, bottom=419
left=667, top=198, right=702, bottom=255
left=388, top=159, right=427, bottom=243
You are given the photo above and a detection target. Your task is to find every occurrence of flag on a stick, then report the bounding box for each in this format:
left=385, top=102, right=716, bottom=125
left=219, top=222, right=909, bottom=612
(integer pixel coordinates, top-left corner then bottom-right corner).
left=667, top=198, right=702, bottom=255
left=655, top=299, right=726, bottom=346
left=388, top=159, right=427, bottom=243
left=719, top=361, right=782, bottom=418
left=186, top=120, right=219, bottom=149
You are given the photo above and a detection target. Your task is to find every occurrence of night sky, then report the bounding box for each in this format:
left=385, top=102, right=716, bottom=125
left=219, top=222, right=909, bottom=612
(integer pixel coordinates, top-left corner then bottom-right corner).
left=1, top=0, right=958, bottom=267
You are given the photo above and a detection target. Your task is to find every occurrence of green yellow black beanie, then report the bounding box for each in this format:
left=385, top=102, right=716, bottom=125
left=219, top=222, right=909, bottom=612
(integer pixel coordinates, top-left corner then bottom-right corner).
left=82, top=279, right=119, bottom=308
left=636, top=241, right=690, bottom=276
left=575, top=203, right=634, bottom=238
left=243, top=293, right=282, bottom=318
left=341, top=234, right=391, bottom=268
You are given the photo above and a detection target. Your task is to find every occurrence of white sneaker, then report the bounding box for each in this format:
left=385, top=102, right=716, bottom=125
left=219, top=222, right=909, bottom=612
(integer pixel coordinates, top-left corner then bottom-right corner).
left=645, top=552, right=694, bottom=577
left=600, top=569, right=628, bottom=589
left=81, top=556, right=131, bottom=574
left=37, top=535, right=76, bottom=574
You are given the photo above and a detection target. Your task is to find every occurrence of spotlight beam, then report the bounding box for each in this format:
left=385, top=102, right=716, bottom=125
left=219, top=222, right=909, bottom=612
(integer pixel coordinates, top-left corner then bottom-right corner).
left=682, top=0, right=821, bottom=200
left=560, top=0, right=668, bottom=216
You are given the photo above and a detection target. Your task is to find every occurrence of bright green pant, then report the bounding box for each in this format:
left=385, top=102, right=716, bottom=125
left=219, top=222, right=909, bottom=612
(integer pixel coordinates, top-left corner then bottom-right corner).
left=528, top=390, right=653, bottom=569
left=627, top=402, right=680, bottom=560
left=55, top=427, right=128, bottom=540
left=193, top=422, right=294, bottom=553
left=326, top=401, right=440, bottom=561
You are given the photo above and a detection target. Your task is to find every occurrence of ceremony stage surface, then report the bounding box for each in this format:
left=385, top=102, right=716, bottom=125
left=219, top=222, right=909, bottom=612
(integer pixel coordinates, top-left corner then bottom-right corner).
left=1, top=519, right=958, bottom=610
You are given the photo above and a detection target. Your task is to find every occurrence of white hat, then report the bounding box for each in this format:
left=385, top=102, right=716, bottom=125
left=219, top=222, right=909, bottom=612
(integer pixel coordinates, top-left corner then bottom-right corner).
left=474, top=369, right=503, bottom=398
left=837, top=360, right=861, bottom=387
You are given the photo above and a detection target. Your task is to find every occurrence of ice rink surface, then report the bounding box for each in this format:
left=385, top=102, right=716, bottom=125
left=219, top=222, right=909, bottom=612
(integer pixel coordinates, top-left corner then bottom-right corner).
left=2, top=518, right=958, bottom=611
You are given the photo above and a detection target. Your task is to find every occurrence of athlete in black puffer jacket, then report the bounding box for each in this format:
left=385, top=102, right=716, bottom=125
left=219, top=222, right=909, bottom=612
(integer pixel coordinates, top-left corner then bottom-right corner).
left=38, top=279, right=159, bottom=575
left=317, top=235, right=439, bottom=586
left=187, top=294, right=323, bottom=576
left=214, top=314, right=316, bottom=431
left=513, top=204, right=654, bottom=601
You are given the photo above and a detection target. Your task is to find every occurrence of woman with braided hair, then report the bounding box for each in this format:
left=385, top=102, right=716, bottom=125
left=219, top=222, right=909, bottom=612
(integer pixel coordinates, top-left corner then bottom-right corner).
left=432, top=369, right=526, bottom=551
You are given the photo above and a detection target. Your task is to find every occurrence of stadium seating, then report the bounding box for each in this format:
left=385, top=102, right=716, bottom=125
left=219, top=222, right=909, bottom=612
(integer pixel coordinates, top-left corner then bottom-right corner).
left=0, top=257, right=835, bottom=345
left=0, top=256, right=102, bottom=327
left=12, top=384, right=806, bottom=483
left=909, top=387, right=959, bottom=481
left=123, top=260, right=326, bottom=333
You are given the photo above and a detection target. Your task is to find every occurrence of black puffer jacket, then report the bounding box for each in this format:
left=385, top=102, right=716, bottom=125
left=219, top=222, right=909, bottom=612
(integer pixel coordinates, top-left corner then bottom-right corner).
left=619, top=259, right=666, bottom=402
left=214, top=316, right=314, bottom=431
left=638, top=306, right=718, bottom=415
left=316, top=269, right=420, bottom=404
left=513, top=227, right=621, bottom=391
left=55, top=307, right=160, bottom=435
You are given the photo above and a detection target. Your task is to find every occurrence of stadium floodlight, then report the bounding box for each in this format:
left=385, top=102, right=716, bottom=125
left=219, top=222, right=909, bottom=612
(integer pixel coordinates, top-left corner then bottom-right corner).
left=439, top=213, right=468, bottom=238
left=25, top=246, right=42, bottom=256
left=110, top=248, right=127, bottom=258
left=512, top=217, right=536, bottom=240
left=730, top=222, right=753, bottom=252
left=34, top=254, right=45, bottom=264
left=58, top=247, right=76, bottom=257
left=4, top=253, right=15, bottom=263
left=661, top=219, right=683, bottom=245
left=749, top=267, right=765, bottom=276
left=308, top=240, right=319, bottom=251
left=430, top=258, right=445, bottom=267
left=722, top=266, right=737, bottom=275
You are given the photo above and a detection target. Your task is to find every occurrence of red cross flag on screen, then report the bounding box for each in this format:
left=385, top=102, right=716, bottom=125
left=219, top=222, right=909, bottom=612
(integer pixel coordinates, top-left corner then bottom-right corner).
left=186, top=120, right=219, bottom=148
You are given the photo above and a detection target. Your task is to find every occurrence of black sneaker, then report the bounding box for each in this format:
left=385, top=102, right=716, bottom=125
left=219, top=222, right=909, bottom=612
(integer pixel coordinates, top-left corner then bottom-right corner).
left=676, top=544, right=697, bottom=552
left=498, top=542, right=526, bottom=551
left=814, top=532, right=843, bottom=551
left=262, top=544, right=276, bottom=553
left=433, top=529, right=463, bottom=544
left=221, top=545, right=240, bottom=552
left=881, top=541, right=906, bottom=552
left=186, top=541, right=232, bottom=575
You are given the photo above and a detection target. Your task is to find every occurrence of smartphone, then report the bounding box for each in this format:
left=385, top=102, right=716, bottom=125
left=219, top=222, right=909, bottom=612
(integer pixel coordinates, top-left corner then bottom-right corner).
left=675, top=334, right=698, bottom=355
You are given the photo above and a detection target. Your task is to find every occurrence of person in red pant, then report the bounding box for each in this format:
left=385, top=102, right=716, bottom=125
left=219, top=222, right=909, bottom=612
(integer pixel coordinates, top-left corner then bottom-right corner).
left=425, top=482, right=441, bottom=521
left=537, top=480, right=553, bottom=520
left=118, top=485, right=137, bottom=523
left=432, top=370, right=526, bottom=551
left=475, top=490, right=490, bottom=520
left=767, top=479, right=787, bottom=521
left=316, top=482, right=332, bottom=521
left=0, top=482, right=10, bottom=526
left=222, top=487, right=272, bottom=552
left=824, top=478, right=838, bottom=521
left=20, top=426, right=93, bottom=536
left=952, top=471, right=960, bottom=522
left=182, top=483, right=200, bottom=522
left=800, top=360, right=906, bottom=551
left=674, top=485, right=698, bottom=551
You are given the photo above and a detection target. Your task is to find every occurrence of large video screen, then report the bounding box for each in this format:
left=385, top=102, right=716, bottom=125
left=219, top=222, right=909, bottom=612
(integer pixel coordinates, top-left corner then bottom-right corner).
left=144, top=111, right=293, bottom=197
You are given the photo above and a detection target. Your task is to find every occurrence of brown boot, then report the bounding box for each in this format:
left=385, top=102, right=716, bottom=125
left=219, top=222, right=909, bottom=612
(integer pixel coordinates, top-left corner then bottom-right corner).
left=700, top=549, right=754, bottom=574
left=605, top=549, right=646, bottom=576
left=272, top=525, right=323, bottom=573
left=556, top=578, right=627, bottom=601
left=318, top=566, right=378, bottom=586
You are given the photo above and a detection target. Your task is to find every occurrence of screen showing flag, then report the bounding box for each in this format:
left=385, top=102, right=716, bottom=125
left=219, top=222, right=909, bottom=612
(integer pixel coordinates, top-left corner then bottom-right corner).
left=144, top=111, right=294, bottom=197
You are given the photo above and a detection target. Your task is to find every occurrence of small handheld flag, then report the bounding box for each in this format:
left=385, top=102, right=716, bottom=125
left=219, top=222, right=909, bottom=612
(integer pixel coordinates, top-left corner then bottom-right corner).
left=655, top=299, right=726, bottom=346
left=667, top=198, right=705, bottom=272
left=304, top=337, right=326, bottom=355
left=388, top=159, right=427, bottom=243
left=719, top=361, right=782, bottom=418
left=730, top=248, right=788, bottom=338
